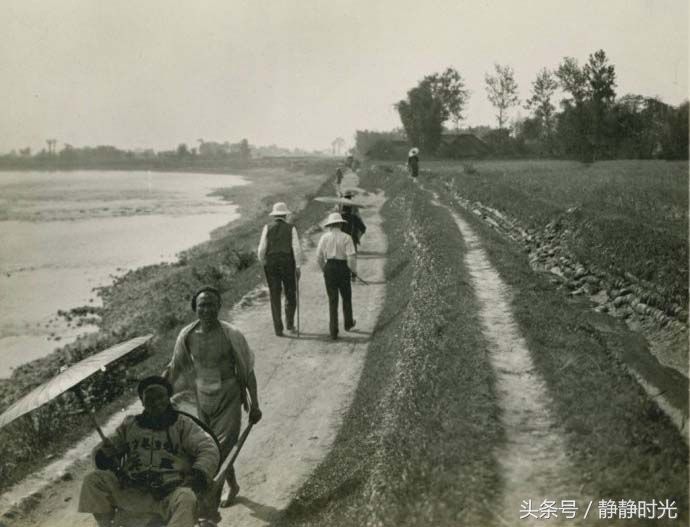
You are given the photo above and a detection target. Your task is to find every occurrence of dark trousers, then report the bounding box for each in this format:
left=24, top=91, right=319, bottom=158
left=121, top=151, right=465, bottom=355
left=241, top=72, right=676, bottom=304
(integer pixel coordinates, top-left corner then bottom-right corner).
left=323, top=259, right=354, bottom=338
left=264, top=254, right=297, bottom=333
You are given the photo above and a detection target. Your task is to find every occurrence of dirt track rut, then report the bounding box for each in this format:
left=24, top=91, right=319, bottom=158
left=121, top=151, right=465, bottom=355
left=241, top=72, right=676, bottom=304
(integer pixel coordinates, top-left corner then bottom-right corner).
left=431, top=192, right=589, bottom=526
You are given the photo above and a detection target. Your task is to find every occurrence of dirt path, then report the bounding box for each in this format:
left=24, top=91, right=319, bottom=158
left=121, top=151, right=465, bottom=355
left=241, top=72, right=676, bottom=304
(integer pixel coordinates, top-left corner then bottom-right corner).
left=431, top=193, right=588, bottom=526
left=3, top=170, right=388, bottom=527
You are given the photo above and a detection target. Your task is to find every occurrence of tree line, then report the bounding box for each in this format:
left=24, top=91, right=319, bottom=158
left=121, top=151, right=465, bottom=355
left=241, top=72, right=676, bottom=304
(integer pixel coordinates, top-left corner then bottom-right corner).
left=392, top=49, right=688, bottom=161
left=0, top=138, right=334, bottom=170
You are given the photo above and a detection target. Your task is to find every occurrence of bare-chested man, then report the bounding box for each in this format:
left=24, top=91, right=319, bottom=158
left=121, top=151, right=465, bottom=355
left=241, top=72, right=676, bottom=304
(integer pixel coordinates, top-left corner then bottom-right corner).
left=165, top=286, right=262, bottom=524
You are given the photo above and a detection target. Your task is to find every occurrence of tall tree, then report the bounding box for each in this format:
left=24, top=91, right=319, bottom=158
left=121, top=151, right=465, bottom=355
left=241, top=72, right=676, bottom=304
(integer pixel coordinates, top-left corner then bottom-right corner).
left=556, top=50, right=617, bottom=160
left=662, top=101, right=689, bottom=159
left=484, top=64, right=520, bottom=130
left=525, top=68, right=558, bottom=153
left=585, top=49, right=616, bottom=106
left=176, top=143, right=190, bottom=158
left=585, top=49, right=617, bottom=158
left=425, top=67, right=470, bottom=130
left=238, top=138, right=252, bottom=161
left=555, top=56, right=590, bottom=159
left=396, top=80, right=445, bottom=152
left=556, top=57, right=589, bottom=104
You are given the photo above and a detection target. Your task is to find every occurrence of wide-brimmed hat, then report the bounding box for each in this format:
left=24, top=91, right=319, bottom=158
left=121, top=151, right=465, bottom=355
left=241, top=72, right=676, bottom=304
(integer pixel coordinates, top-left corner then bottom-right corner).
left=269, top=202, right=291, bottom=216
left=409, top=147, right=419, bottom=156
left=323, top=212, right=346, bottom=227
left=342, top=189, right=356, bottom=198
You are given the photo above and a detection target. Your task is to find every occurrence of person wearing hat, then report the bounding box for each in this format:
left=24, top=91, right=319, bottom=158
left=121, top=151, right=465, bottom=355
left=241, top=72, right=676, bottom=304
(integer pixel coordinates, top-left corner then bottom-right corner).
left=339, top=190, right=367, bottom=253
left=78, top=376, right=220, bottom=527
left=316, top=212, right=358, bottom=340
left=407, top=147, right=420, bottom=179
left=165, top=287, right=262, bottom=519
left=257, top=202, right=302, bottom=336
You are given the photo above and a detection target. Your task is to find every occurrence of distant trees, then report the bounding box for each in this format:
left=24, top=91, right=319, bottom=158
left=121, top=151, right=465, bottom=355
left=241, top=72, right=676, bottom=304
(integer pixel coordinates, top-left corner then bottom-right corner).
left=46, top=139, right=58, bottom=155
left=331, top=137, right=346, bottom=155
left=238, top=138, right=251, bottom=161
left=484, top=64, right=520, bottom=130
left=396, top=80, right=445, bottom=152
left=0, top=137, right=265, bottom=169
left=176, top=143, right=190, bottom=158
left=426, top=67, right=470, bottom=130
left=396, top=67, right=470, bottom=153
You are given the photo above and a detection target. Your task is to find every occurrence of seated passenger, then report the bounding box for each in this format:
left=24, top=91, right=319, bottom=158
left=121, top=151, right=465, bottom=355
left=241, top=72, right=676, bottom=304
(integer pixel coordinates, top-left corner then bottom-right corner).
left=78, top=376, right=220, bottom=527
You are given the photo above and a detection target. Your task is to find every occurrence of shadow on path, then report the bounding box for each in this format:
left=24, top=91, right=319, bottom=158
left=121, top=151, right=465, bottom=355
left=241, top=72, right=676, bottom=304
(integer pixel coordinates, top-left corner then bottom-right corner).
left=282, top=332, right=372, bottom=344
left=230, top=497, right=282, bottom=524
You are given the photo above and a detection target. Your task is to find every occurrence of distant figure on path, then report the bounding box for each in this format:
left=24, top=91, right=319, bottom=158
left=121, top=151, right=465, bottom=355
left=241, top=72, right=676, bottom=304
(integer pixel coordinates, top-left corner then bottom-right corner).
left=316, top=212, right=358, bottom=340
left=340, top=190, right=366, bottom=253
left=165, top=287, right=262, bottom=522
left=407, top=147, right=419, bottom=179
left=257, top=202, right=302, bottom=336
left=78, top=376, right=220, bottom=527
left=335, top=167, right=344, bottom=187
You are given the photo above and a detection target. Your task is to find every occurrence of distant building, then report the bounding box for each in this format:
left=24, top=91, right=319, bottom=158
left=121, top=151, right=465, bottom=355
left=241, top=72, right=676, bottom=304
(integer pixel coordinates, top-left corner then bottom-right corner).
left=364, top=139, right=410, bottom=160
left=437, top=133, right=492, bottom=158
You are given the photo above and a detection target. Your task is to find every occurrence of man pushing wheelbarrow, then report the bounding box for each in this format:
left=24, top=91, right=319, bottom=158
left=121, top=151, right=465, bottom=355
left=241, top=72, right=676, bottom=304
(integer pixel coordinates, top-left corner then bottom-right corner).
left=164, top=287, right=263, bottom=525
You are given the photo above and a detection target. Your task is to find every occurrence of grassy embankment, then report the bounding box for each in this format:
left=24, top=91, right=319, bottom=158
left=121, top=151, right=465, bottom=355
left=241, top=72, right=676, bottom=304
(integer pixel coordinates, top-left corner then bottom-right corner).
left=420, top=160, right=688, bottom=523
left=424, top=159, right=688, bottom=318
left=0, top=160, right=338, bottom=495
left=281, top=165, right=503, bottom=526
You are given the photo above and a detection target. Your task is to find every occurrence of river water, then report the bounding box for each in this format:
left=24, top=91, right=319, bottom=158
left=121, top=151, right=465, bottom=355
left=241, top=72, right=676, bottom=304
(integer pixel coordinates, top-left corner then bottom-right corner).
left=0, top=170, right=248, bottom=377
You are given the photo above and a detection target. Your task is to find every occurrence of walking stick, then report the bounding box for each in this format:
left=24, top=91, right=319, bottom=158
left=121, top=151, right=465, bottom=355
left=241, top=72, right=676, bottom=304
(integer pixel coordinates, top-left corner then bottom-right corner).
left=296, top=267, right=301, bottom=337
left=353, top=274, right=370, bottom=285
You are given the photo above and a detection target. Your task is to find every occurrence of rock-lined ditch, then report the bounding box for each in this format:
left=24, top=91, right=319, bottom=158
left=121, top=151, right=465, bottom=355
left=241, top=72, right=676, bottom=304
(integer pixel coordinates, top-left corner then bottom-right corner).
left=440, top=177, right=687, bottom=376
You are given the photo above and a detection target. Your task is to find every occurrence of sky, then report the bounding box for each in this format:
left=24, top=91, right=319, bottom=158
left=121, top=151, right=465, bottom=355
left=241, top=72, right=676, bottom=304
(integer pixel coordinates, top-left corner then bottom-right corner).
left=1, top=0, right=687, bottom=153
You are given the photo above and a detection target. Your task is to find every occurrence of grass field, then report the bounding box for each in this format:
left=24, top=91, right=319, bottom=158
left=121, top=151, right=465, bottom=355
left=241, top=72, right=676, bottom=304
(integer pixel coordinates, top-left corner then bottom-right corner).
left=424, top=159, right=688, bottom=309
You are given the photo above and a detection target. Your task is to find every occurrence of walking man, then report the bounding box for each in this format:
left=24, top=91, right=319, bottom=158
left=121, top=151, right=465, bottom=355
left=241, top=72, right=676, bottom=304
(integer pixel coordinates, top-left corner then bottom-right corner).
left=165, top=287, right=262, bottom=523
left=257, top=202, right=302, bottom=336
left=78, top=376, right=220, bottom=527
left=340, top=190, right=366, bottom=253
left=316, top=212, right=357, bottom=340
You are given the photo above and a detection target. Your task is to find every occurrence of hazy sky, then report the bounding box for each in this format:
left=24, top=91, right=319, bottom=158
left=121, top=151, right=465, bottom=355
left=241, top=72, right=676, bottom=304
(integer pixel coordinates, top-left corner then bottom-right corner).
left=1, top=0, right=687, bottom=153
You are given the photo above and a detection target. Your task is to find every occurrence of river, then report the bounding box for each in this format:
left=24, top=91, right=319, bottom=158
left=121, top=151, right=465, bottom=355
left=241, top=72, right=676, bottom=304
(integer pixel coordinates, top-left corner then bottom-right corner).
left=0, top=170, right=248, bottom=377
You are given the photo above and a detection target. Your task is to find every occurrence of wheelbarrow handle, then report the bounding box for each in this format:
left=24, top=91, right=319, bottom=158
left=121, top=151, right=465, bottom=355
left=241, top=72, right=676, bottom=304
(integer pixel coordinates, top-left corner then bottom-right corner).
left=213, top=422, right=254, bottom=484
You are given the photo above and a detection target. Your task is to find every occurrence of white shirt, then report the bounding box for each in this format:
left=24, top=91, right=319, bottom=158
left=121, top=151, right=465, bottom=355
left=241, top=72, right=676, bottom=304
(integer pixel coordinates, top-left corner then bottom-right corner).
left=257, top=219, right=302, bottom=267
left=316, top=227, right=357, bottom=274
